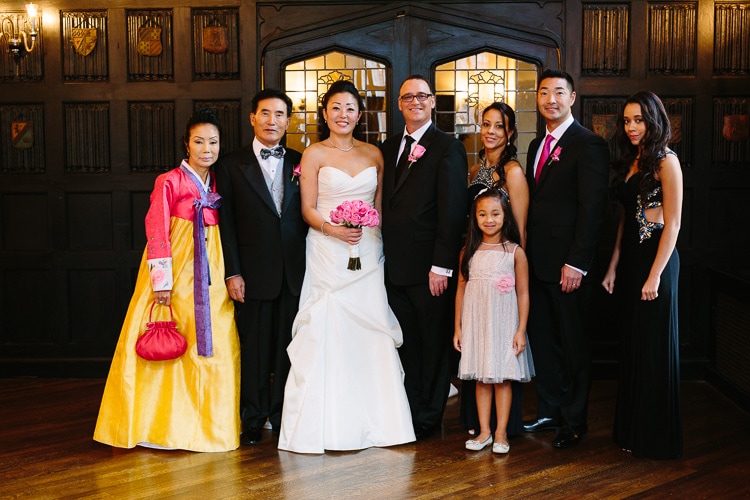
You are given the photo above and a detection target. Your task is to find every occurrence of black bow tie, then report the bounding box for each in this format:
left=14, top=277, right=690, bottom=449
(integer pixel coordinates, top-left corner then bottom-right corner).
left=260, top=146, right=285, bottom=160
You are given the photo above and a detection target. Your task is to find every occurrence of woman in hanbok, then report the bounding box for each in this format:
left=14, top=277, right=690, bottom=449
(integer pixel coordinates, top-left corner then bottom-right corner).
left=94, top=109, right=240, bottom=452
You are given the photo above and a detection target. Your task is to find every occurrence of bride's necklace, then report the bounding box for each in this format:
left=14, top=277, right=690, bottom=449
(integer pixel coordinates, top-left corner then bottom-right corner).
left=328, top=137, right=355, bottom=152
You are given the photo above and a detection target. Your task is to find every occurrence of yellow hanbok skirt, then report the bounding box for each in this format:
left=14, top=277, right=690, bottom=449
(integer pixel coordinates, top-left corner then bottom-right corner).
left=94, top=218, right=240, bottom=452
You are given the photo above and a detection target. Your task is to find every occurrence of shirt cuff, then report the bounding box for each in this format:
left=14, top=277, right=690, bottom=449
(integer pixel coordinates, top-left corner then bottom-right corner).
left=431, top=265, right=453, bottom=278
left=565, top=263, right=587, bottom=276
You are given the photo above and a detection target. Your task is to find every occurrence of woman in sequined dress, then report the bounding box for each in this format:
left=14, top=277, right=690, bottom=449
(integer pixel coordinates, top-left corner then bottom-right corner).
left=602, top=91, right=683, bottom=459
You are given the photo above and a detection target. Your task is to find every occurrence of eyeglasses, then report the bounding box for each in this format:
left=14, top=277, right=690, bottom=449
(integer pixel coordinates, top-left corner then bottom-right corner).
left=398, top=93, right=433, bottom=103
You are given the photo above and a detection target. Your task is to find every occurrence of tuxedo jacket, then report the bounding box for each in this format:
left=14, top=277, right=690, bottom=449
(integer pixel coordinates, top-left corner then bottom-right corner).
left=526, top=120, right=610, bottom=283
left=380, top=123, right=468, bottom=287
left=215, top=145, right=306, bottom=301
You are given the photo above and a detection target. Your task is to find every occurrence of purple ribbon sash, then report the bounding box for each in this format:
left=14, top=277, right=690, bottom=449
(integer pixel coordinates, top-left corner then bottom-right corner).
left=180, top=165, right=222, bottom=357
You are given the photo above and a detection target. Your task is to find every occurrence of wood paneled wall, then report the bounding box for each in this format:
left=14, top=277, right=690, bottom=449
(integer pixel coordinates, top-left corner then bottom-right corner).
left=0, top=1, right=748, bottom=380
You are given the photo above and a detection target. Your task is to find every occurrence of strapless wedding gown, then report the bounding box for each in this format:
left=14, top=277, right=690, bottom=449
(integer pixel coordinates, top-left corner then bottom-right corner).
left=278, top=166, right=416, bottom=453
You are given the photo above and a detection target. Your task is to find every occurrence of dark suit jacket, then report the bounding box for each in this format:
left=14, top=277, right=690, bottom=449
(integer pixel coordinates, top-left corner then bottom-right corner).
left=526, top=120, right=610, bottom=283
left=381, top=123, right=468, bottom=286
left=215, top=146, right=307, bottom=300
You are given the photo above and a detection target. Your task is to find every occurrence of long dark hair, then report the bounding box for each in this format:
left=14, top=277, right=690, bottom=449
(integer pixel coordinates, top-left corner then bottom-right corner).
left=461, top=188, right=520, bottom=280
left=318, top=79, right=366, bottom=141
left=613, top=91, right=672, bottom=197
left=479, top=102, right=518, bottom=189
left=182, top=108, right=222, bottom=158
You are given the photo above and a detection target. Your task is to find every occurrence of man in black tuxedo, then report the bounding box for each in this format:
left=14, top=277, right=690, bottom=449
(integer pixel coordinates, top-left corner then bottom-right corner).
left=523, top=69, right=610, bottom=448
left=381, top=75, right=468, bottom=440
left=215, top=89, right=306, bottom=445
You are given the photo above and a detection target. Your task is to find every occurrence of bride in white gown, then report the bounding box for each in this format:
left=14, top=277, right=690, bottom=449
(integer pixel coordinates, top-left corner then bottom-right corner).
left=278, top=80, right=415, bottom=454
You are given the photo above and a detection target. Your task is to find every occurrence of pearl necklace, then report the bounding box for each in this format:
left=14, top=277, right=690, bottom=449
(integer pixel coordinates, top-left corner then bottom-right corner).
left=328, top=137, right=355, bottom=152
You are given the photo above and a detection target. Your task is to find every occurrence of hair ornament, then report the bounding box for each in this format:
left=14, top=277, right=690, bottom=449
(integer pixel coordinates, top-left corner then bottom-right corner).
left=474, top=187, right=489, bottom=200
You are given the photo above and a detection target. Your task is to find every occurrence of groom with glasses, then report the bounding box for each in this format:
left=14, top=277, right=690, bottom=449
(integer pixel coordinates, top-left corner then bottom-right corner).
left=381, top=75, right=468, bottom=440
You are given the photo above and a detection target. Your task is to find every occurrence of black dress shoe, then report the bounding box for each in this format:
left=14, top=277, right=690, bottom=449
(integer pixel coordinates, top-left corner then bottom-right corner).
left=242, top=427, right=262, bottom=445
left=551, top=426, right=587, bottom=448
left=523, top=417, right=559, bottom=433
left=414, top=422, right=437, bottom=441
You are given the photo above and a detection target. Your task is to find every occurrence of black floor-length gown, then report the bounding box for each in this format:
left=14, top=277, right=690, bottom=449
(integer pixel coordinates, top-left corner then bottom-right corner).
left=613, top=169, right=682, bottom=459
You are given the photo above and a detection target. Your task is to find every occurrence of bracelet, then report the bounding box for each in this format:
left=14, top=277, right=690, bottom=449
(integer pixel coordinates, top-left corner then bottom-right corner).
left=321, top=221, right=330, bottom=236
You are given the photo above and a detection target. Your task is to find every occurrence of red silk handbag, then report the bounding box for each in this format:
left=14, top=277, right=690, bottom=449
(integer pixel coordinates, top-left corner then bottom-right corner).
left=135, top=302, right=187, bottom=361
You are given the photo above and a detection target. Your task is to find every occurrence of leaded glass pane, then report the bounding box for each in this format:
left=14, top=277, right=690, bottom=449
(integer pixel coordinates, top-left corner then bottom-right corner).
left=435, top=52, right=538, bottom=170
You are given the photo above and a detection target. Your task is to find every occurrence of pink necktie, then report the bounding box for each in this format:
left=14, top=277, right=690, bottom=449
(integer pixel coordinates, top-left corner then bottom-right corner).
left=535, top=134, right=555, bottom=184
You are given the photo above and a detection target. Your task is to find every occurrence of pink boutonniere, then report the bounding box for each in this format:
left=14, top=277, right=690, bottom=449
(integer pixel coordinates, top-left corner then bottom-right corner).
left=494, top=274, right=515, bottom=294
left=408, top=145, right=427, bottom=168
left=550, top=146, right=562, bottom=162
left=291, top=164, right=301, bottom=183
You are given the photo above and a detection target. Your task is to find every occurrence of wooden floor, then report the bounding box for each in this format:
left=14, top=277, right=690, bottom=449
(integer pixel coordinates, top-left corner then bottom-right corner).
left=1, top=378, right=749, bottom=499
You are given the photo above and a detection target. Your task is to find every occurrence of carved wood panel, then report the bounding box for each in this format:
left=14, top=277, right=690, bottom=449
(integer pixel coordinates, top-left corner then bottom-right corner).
left=582, top=4, right=629, bottom=76
left=713, top=97, right=750, bottom=167
left=714, top=3, right=750, bottom=75
left=662, top=97, right=693, bottom=168
left=126, top=9, right=174, bottom=82
left=1, top=193, right=49, bottom=251
left=194, top=100, right=242, bottom=157
left=192, top=8, right=240, bottom=80
left=648, top=2, right=697, bottom=75
left=581, top=96, right=627, bottom=161
left=0, top=103, right=45, bottom=173
left=61, top=10, right=108, bottom=82
left=128, top=101, right=175, bottom=172
left=67, top=193, right=113, bottom=250
left=63, top=102, right=110, bottom=172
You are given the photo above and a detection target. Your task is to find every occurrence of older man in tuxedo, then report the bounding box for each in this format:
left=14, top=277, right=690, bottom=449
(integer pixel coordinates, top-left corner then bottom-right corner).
left=381, top=75, right=468, bottom=440
left=215, top=89, right=306, bottom=445
left=523, top=69, right=610, bottom=448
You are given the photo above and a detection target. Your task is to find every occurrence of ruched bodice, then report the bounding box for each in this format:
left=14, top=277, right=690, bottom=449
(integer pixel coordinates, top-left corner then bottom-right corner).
left=317, top=166, right=377, bottom=219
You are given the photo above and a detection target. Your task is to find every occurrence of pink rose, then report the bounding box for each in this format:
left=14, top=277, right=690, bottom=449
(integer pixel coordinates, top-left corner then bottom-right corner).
left=408, top=144, right=427, bottom=168
left=291, top=163, right=302, bottom=182
left=494, top=274, right=515, bottom=293
left=550, top=146, right=562, bottom=162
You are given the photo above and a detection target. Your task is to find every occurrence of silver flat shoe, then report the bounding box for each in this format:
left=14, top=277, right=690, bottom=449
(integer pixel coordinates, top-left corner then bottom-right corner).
left=465, top=435, right=493, bottom=451
left=492, top=442, right=510, bottom=454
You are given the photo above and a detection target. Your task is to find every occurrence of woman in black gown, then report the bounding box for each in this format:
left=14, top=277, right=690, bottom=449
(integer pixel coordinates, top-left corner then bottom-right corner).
left=602, top=91, right=683, bottom=459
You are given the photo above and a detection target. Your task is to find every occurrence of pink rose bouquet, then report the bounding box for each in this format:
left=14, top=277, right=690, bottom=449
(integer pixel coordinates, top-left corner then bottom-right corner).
left=329, top=199, right=380, bottom=270
left=494, top=274, right=515, bottom=294
left=408, top=144, right=426, bottom=168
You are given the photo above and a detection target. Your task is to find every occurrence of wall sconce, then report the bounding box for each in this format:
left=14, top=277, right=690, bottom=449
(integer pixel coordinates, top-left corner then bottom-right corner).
left=1, top=3, right=40, bottom=60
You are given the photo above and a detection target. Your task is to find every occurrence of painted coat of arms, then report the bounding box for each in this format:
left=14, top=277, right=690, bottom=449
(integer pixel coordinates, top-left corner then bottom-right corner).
left=137, top=25, right=163, bottom=57
left=71, top=28, right=98, bottom=57
left=11, top=121, right=33, bottom=150
left=203, top=25, right=229, bottom=54
left=592, top=114, right=618, bottom=141
left=723, top=115, right=749, bottom=142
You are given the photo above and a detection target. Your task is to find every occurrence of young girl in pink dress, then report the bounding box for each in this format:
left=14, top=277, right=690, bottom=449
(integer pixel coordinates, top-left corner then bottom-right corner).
left=454, top=188, right=534, bottom=454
